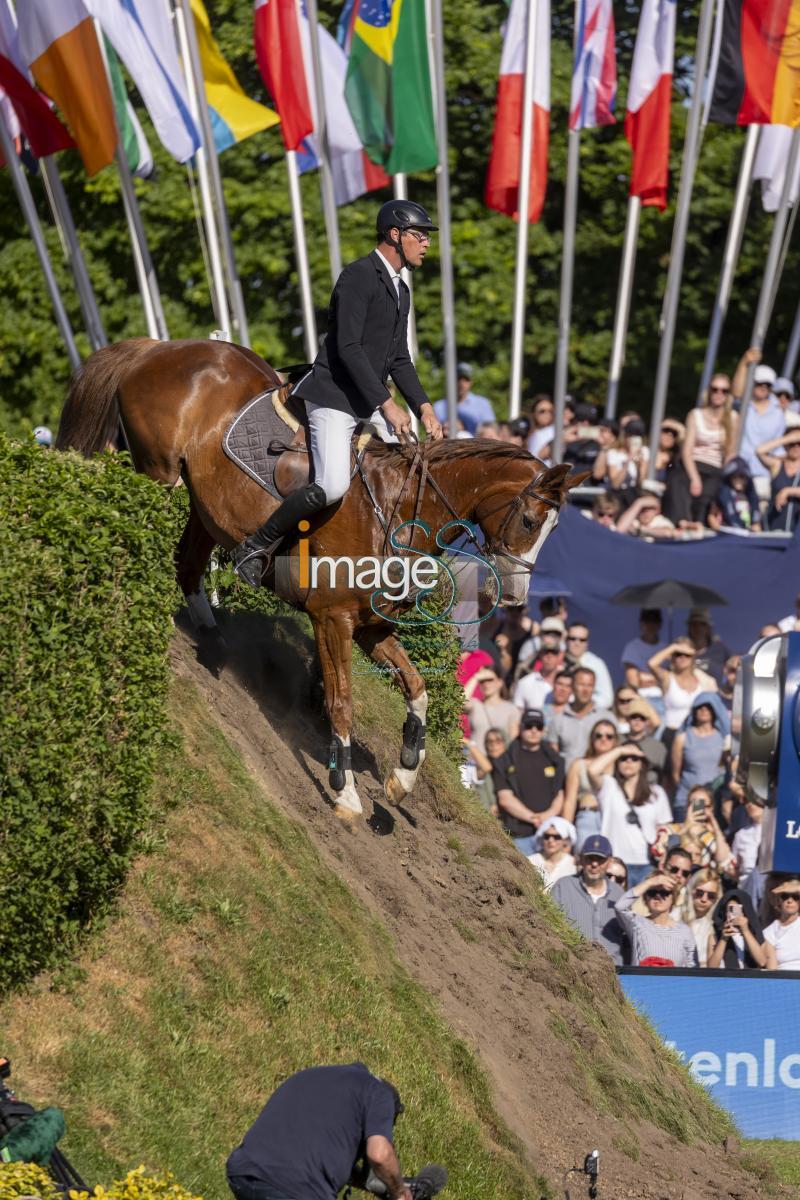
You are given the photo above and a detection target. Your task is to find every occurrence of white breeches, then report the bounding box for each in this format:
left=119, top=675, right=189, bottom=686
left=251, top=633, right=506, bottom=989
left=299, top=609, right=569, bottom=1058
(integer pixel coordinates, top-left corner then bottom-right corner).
left=305, top=401, right=398, bottom=503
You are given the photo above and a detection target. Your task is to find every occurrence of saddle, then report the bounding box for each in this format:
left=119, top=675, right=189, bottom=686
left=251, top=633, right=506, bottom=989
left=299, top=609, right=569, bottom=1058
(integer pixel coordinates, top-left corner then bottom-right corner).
left=222, top=383, right=374, bottom=501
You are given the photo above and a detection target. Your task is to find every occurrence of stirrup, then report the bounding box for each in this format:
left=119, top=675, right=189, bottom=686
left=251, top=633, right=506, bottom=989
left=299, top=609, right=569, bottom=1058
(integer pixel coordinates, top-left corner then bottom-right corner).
left=232, top=538, right=279, bottom=589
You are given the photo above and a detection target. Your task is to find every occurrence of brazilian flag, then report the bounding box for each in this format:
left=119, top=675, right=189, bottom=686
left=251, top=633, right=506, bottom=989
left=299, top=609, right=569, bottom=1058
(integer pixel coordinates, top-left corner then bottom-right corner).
left=343, top=0, right=438, bottom=175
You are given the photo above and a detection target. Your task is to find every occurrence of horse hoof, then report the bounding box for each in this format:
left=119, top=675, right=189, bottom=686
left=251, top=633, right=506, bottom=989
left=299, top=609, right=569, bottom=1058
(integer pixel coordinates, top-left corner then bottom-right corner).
left=384, top=770, right=411, bottom=808
left=196, top=627, right=227, bottom=677
left=334, top=805, right=360, bottom=827
left=333, top=781, right=363, bottom=820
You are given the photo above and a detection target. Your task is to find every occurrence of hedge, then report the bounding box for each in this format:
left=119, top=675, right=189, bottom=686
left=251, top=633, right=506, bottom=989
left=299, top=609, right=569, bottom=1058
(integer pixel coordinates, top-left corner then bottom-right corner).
left=0, top=1162, right=203, bottom=1200
left=0, top=437, right=176, bottom=993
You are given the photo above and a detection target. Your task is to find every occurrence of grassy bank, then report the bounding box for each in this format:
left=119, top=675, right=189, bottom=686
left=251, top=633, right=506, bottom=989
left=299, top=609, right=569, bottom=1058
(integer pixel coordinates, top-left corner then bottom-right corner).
left=0, top=682, right=547, bottom=1200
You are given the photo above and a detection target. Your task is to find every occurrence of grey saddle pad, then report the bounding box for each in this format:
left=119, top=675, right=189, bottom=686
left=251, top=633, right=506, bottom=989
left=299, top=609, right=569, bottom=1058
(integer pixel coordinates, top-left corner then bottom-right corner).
left=222, top=388, right=298, bottom=500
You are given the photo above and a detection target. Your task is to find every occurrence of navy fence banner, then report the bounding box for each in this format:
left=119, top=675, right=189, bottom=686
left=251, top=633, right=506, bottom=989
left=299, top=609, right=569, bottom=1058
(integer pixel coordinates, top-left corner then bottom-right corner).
left=619, top=968, right=800, bottom=1138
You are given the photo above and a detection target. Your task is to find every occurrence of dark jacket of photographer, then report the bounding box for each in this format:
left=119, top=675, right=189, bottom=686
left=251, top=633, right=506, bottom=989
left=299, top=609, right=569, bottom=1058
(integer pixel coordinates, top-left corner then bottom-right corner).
left=492, top=738, right=565, bottom=838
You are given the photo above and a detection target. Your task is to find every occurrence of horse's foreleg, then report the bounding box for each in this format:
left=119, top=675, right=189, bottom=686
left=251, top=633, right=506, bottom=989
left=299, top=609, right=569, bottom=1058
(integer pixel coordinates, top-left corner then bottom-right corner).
left=313, top=611, right=363, bottom=819
left=355, top=627, right=428, bottom=807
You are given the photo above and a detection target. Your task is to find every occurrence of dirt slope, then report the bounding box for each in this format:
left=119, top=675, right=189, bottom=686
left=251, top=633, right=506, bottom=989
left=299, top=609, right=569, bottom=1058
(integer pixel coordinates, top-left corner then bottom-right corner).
left=170, top=612, right=779, bottom=1200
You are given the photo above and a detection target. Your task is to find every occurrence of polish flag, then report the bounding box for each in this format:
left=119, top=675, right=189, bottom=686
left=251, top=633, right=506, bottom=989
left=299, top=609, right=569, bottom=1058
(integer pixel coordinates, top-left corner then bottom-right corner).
left=624, top=0, right=676, bottom=210
left=485, top=0, right=550, bottom=223
left=570, top=0, right=616, bottom=130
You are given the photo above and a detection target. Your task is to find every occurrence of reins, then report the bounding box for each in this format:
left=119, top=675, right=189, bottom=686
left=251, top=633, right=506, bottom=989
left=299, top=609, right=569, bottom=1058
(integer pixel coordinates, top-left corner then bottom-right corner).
left=355, top=435, right=562, bottom=575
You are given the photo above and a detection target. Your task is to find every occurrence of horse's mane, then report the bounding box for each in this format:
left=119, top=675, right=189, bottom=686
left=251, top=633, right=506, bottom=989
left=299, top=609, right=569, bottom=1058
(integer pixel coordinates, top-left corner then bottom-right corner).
left=365, top=437, right=540, bottom=470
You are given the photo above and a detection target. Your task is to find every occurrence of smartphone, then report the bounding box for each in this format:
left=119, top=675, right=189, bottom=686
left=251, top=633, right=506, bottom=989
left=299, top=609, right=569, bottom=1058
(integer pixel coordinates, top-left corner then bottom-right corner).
left=628, top=436, right=643, bottom=453
left=728, top=902, right=743, bottom=919
left=691, top=795, right=707, bottom=818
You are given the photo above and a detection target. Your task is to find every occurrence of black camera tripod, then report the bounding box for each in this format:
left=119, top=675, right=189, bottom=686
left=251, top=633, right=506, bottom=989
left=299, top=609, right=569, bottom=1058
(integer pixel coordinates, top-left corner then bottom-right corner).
left=0, top=1058, right=89, bottom=1193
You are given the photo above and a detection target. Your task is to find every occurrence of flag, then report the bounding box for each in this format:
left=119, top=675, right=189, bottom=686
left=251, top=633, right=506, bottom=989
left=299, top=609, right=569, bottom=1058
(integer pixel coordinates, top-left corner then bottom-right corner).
left=84, top=0, right=200, bottom=163
left=485, top=0, right=551, bottom=223
left=190, top=0, right=278, bottom=153
left=254, top=0, right=314, bottom=151
left=624, top=0, right=676, bottom=210
left=104, top=38, right=153, bottom=178
left=0, top=53, right=75, bottom=161
left=753, top=124, right=800, bottom=211
left=343, top=0, right=437, bottom=174
left=255, top=0, right=387, bottom=205
left=570, top=0, right=616, bottom=130
left=16, top=0, right=116, bottom=175
left=708, top=0, right=800, bottom=127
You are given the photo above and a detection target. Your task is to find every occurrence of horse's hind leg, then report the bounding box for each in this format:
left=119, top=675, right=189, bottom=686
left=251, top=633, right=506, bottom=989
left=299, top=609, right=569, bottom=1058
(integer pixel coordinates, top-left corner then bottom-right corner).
left=177, top=502, right=227, bottom=672
left=313, top=610, right=363, bottom=819
left=355, top=626, right=427, bottom=807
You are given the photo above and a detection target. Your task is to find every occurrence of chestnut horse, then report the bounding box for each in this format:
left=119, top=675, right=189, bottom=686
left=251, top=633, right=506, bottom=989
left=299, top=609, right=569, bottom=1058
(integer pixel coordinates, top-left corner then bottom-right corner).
left=57, top=338, right=583, bottom=819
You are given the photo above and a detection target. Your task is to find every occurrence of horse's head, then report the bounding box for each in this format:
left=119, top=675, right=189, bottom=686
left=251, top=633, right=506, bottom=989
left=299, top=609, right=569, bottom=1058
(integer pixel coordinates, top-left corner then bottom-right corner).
left=476, top=462, right=588, bottom=606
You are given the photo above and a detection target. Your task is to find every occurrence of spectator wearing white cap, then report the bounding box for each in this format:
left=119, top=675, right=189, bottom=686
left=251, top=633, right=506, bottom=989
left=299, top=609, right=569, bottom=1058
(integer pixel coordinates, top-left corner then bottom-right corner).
left=527, top=815, right=577, bottom=891
left=33, top=425, right=53, bottom=447
left=736, top=353, right=786, bottom=494
left=772, top=377, right=800, bottom=428
left=432, top=362, right=495, bottom=435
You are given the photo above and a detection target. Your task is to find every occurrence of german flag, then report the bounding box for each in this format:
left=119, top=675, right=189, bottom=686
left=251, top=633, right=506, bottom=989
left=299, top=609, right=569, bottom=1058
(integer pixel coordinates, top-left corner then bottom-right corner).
left=708, top=0, right=800, bottom=126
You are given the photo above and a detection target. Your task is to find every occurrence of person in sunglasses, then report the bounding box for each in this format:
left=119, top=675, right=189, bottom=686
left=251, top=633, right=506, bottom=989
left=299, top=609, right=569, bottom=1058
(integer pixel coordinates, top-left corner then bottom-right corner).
left=492, top=708, right=565, bottom=857
left=685, top=869, right=722, bottom=967
left=707, top=888, right=767, bottom=970
left=551, top=835, right=627, bottom=965
left=615, top=873, right=698, bottom=967
left=561, top=719, right=619, bottom=848
left=527, top=816, right=577, bottom=892
left=587, top=743, right=672, bottom=886
left=606, top=858, right=628, bottom=890
left=762, top=879, right=800, bottom=971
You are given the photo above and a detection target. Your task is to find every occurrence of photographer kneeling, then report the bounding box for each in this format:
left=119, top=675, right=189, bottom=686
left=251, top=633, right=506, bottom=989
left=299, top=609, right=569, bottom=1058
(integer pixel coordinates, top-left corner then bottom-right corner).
left=227, top=1063, right=419, bottom=1200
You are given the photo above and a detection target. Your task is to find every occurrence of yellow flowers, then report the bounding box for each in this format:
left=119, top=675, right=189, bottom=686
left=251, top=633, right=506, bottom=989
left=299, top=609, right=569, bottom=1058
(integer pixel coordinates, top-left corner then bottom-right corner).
left=0, top=1164, right=203, bottom=1200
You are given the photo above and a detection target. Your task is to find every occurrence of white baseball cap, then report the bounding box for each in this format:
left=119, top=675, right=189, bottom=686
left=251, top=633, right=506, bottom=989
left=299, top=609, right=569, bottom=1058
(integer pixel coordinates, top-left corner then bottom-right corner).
left=754, top=364, right=777, bottom=386
left=33, top=425, right=53, bottom=447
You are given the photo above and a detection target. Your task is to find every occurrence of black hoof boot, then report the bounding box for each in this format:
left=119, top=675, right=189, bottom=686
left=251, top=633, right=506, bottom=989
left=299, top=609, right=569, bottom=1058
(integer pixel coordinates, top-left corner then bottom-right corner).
left=400, top=713, right=426, bottom=769
left=328, top=735, right=352, bottom=792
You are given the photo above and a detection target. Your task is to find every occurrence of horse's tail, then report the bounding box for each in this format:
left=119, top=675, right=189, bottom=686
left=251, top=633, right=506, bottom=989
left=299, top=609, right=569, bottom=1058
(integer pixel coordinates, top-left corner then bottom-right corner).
left=56, top=338, right=156, bottom=455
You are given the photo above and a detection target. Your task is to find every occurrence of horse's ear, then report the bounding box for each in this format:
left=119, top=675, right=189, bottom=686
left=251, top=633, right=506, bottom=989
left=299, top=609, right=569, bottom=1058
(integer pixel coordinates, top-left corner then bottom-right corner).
left=565, top=468, right=591, bottom=492
left=535, top=463, right=573, bottom=493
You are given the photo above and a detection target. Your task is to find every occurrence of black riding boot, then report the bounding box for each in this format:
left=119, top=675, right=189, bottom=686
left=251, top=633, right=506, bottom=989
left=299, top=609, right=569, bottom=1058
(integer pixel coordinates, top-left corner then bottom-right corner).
left=232, top=482, right=328, bottom=588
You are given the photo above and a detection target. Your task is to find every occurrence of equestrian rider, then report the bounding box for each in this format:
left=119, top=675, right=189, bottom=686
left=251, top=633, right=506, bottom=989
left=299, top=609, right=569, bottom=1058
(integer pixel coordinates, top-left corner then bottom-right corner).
left=233, top=199, right=444, bottom=586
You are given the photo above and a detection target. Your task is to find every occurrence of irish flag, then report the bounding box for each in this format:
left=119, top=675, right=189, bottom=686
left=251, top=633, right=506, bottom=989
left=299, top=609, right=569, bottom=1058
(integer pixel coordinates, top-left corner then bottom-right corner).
left=16, top=0, right=116, bottom=176
left=342, top=0, right=437, bottom=175
left=624, top=0, right=676, bottom=210
left=485, top=0, right=551, bottom=223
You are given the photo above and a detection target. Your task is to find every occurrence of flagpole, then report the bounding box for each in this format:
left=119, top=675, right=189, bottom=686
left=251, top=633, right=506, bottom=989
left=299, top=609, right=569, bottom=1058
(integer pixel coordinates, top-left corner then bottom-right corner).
left=39, top=157, right=107, bottom=351
left=286, top=149, right=318, bottom=362
left=177, top=0, right=250, bottom=345
left=172, top=0, right=231, bottom=333
left=95, top=22, right=168, bottom=341
left=508, top=0, right=539, bottom=421
left=736, top=127, right=800, bottom=450
left=0, top=116, right=80, bottom=369
left=605, top=196, right=640, bottom=418
left=305, top=0, right=343, bottom=283
left=697, top=125, right=759, bottom=403
left=783, top=296, right=800, bottom=381
left=646, top=0, right=715, bottom=482
left=430, top=0, right=458, bottom=437
left=553, top=128, right=579, bottom=461
left=393, top=172, right=419, bottom=435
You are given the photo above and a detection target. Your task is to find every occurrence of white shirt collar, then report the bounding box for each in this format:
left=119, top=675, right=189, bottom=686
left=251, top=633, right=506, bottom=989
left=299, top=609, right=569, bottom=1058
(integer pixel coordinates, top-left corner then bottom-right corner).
left=374, top=248, right=401, bottom=282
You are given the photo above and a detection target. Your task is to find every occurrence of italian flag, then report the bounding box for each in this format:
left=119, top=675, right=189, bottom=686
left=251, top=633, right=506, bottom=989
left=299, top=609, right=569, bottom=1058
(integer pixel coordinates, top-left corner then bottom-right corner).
left=624, top=0, right=676, bottom=211
left=485, top=0, right=551, bottom=223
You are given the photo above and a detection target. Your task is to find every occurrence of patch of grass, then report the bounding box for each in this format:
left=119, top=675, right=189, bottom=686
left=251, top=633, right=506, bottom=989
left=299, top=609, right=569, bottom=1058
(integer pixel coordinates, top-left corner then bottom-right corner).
left=0, top=681, right=550, bottom=1200
left=453, top=920, right=478, bottom=944
left=446, top=835, right=471, bottom=868
left=744, top=1140, right=800, bottom=1187
left=474, top=842, right=504, bottom=860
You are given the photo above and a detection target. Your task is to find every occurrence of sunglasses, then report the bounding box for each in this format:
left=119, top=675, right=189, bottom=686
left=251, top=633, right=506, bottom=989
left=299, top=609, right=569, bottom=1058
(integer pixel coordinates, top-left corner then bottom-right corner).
left=645, top=888, right=672, bottom=901
left=606, top=872, right=626, bottom=884
left=593, top=731, right=616, bottom=741
left=777, top=893, right=800, bottom=901
left=541, top=832, right=563, bottom=841
left=694, top=888, right=718, bottom=901
left=619, top=754, right=645, bottom=764
left=567, top=635, right=588, bottom=643
left=673, top=651, right=693, bottom=659
left=667, top=865, right=692, bottom=878
left=710, top=385, right=730, bottom=394
left=403, top=229, right=432, bottom=244
left=617, top=696, right=636, bottom=704
left=777, top=391, right=793, bottom=399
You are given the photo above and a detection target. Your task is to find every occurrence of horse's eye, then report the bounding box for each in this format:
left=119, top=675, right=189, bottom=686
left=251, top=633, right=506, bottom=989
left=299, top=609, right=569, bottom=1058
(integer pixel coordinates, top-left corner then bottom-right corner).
left=522, top=513, right=536, bottom=532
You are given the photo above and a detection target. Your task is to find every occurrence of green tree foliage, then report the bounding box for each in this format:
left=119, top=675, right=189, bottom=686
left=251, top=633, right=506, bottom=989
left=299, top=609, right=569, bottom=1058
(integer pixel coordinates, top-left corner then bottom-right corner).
left=0, top=0, right=795, bottom=436
left=0, top=438, right=176, bottom=993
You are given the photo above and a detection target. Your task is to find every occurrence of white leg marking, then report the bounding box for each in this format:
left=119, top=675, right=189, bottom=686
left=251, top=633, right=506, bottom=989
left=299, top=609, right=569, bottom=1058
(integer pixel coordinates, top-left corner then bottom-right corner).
left=333, top=736, right=363, bottom=815
left=186, top=585, right=218, bottom=630
left=387, top=689, right=429, bottom=800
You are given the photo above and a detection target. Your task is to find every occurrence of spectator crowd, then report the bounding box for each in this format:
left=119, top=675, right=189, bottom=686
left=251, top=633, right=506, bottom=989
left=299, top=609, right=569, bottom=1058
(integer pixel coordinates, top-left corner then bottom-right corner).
left=460, top=593, right=800, bottom=972
left=440, top=349, right=800, bottom=540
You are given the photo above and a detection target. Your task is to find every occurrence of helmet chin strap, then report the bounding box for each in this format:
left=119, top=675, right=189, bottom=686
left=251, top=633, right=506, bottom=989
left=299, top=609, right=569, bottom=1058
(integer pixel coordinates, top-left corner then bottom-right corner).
left=390, top=229, right=414, bottom=272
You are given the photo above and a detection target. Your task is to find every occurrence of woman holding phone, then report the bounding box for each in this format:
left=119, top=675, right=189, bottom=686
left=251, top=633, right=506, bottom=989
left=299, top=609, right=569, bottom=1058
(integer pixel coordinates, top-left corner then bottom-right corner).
left=707, top=888, right=767, bottom=969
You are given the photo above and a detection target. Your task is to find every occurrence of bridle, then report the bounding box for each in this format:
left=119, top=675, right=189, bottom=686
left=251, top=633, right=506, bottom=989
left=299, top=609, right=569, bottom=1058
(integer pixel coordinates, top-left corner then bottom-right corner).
left=356, top=437, right=563, bottom=578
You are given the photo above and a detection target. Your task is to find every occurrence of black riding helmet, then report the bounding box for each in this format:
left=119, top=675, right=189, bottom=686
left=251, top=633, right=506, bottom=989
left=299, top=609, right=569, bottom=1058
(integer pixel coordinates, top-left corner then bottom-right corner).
left=376, top=199, right=438, bottom=241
